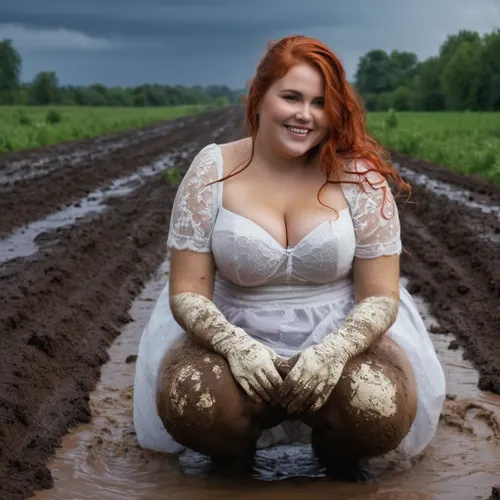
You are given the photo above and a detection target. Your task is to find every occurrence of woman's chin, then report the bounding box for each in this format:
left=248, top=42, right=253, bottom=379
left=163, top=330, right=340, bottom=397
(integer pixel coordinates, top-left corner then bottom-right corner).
left=280, top=142, right=314, bottom=158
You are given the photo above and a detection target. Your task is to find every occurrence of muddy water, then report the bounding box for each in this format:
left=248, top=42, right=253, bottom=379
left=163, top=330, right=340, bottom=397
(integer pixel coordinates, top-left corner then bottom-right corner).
left=397, top=164, right=500, bottom=217
left=0, top=154, right=178, bottom=264
left=33, top=265, right=500, bottom=500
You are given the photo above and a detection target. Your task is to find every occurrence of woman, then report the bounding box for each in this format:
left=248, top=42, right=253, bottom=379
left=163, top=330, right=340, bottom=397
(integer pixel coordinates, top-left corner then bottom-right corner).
left=133, top=35, right=446, bottom=480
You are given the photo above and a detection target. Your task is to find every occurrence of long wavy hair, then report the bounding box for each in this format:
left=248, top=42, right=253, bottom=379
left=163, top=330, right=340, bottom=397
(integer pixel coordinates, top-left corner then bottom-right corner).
left=212, top=35, right=410, bottom=217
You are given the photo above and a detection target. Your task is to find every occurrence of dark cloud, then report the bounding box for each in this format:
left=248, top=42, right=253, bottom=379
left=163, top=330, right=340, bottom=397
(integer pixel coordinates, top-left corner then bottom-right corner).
left=0, top=0, right=499, bottom=87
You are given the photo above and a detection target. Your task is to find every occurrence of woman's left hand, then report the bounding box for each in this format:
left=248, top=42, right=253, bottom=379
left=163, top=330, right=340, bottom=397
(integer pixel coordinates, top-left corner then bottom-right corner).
left=278, top=341, right=350, bottom=414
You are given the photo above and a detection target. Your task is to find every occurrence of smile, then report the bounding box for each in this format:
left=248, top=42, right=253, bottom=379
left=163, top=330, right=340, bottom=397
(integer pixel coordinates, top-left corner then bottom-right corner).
left=284, top=125, right=311, bottom=137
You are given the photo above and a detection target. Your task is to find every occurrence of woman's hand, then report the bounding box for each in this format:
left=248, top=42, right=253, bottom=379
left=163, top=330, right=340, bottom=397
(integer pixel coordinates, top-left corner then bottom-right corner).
left=278, top=339, right=351, bottom=414
left=223, top=332, right=284, bottom=405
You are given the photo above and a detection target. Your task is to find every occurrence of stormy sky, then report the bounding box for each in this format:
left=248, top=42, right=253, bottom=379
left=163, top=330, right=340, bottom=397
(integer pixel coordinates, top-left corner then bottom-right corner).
left=1, top=0, right=499, bottom=88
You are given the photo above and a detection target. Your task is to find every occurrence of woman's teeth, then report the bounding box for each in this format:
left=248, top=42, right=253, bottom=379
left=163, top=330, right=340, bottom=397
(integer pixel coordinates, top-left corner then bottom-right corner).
left=287, top=126, right=309, bottom=136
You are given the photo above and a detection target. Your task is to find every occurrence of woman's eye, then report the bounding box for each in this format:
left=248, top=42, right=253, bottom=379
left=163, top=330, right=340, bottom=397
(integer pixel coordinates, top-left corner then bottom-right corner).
left=283, top=95, right=299, bottom=101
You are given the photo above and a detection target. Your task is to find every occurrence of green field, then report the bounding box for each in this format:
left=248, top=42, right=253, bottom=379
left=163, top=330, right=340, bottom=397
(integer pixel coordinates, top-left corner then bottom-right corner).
left=0, top=105, right=209, bottom=153
left=2, top=107, right=500, bottom=184
left=367, top=111, right=500, bottom=183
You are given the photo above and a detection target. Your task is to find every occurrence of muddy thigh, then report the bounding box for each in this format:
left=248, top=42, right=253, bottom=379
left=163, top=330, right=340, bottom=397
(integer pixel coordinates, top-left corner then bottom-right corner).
left=301, top=335, right=418, bottom=462
left=156, top=334, right=284, bottom=459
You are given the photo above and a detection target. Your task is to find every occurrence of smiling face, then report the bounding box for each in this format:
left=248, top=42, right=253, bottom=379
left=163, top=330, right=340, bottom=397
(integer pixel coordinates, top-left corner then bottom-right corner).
left=257, top=62, right=329, bottom=158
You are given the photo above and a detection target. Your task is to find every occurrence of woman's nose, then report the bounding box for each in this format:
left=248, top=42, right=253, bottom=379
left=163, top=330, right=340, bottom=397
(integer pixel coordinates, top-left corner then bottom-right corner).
left=296, top=104, right=312, bottom=121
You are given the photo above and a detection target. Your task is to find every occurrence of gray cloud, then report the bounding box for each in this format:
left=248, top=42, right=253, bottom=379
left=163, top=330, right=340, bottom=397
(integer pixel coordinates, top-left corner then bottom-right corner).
left=1, top=0, right=499, bottom=87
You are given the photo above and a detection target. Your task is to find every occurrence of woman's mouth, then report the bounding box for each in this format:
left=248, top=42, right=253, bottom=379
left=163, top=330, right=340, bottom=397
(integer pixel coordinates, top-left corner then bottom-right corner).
left=284, top=125, right=311, bottom=138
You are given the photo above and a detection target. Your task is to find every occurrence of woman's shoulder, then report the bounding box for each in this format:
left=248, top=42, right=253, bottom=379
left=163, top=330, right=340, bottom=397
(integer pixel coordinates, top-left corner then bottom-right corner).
left=339, top=158, right=386, bottom=191
left=217, top=137, right=252, bottom=177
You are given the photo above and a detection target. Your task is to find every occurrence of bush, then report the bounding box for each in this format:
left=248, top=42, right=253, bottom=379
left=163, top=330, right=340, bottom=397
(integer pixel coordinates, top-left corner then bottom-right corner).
left=385, top=108, right=398, bottom=129
left=17, top=110, right=32, bottom=126
left=163, top=166, right=182, bottom=185
left=46, top=109, right=62, bottom=124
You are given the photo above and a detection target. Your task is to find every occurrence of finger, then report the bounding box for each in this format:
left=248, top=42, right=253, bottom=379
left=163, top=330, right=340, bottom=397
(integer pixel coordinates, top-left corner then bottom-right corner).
left=303, top=381, right=326, bottom=412
left=287, top=378, right=318, bottom=414
left=280, top=370, right=308, bottom=407
left=263, top=365, right=284, bottom=392
left=238, top=378, right=262, bottom=403
left=278, top=362, right=303, bottom=401
left=259, top=368, right=283, bottom=404
left=253, top=372, right=274, bottom=404
left=308, top=383, right=333, bottom=412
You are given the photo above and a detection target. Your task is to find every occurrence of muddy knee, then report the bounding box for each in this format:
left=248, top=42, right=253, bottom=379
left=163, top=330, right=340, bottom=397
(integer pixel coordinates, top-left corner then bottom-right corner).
left=337, top=359, right=415, bottom=457
left=156, top=338, right=273, bottom=456
left=309, top=343, right=417, bottom=461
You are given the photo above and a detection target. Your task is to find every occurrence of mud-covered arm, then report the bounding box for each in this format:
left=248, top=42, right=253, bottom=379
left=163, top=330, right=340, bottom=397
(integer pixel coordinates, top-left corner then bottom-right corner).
left=279, top=165, right=401, bottom=412
left=167, top=145, right=282, bottom=403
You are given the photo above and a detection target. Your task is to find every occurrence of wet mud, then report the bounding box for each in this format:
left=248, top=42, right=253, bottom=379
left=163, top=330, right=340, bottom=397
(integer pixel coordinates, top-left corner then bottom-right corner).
left=0, top=107, right=499, bottom=499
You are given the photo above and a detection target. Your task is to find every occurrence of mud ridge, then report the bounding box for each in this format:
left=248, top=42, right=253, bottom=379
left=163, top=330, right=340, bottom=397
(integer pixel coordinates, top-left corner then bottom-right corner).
left=0, top=107, right=242, bottom=237
left=397, top=181, right=500, bottom=393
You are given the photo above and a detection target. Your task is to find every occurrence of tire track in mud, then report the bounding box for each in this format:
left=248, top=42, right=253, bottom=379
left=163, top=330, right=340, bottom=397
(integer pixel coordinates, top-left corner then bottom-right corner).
left=0, top=107, right=244, bottom=500
left=397, top=176, right=500, bottom=394
left=0, top=108, right=239, bottom=237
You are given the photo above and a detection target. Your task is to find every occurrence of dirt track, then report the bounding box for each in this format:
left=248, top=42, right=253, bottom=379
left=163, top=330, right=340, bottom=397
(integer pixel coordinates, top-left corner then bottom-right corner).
left=0, top=107, right=499, bottom=500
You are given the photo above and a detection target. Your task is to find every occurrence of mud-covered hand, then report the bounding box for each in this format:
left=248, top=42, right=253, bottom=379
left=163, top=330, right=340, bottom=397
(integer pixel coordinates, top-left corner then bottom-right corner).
left=170, top=292, right=283, bottom=404
left=278, top=339, right=350, bottom=414
left=278, top=295, right=399, bottom=414
left=214, top=327, right=283, bottom=404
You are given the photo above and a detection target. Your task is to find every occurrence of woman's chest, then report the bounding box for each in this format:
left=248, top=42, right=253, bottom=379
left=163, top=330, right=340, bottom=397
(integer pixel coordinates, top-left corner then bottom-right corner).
left=211, top=207, right=356, bottom=287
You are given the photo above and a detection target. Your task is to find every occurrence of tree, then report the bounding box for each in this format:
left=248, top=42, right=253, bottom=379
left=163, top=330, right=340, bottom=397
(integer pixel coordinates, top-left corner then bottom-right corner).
left=441, top=41, right=483, bottom=110
left=390, top=86, right=412, bottom=111
left=32, top=71, right=59, bottom=104
left=414, top=57, right=445, bottom=110
left=0, top=39, right=22, bottom=104
left=387, top=50, right=419, bottom=90
left=477, top=29, right=500, bottom=110
left=439, top=30, right=481, bottom=67
left=354, top=50, right=392, bottom=94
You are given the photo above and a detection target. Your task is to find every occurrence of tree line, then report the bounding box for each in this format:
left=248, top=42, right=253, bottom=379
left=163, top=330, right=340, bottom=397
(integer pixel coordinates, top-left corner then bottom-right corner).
left=354, top=28, right=500, bottom=111
left=1, top=27, right=499, bottom=110
left=0, top=40, right=241, bottom=107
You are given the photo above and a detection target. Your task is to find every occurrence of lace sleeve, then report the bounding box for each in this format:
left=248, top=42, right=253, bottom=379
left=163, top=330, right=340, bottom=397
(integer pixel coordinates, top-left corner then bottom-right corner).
left=342, top=160, right=402, bottom=259
left=167, top=144, right=221, bottom=253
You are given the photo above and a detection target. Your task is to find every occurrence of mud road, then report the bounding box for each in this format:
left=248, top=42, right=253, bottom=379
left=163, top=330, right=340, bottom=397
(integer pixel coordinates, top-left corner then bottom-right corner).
left=0, top=107, right=499, bottom=499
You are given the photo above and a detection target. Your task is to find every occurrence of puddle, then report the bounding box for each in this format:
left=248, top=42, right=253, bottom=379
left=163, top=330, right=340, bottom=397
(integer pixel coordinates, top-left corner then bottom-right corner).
left=0, top=154, right=178, bottom=264
left=32, top=268, right=500, bottom=500
left=397, top=164, right=500, bottom=217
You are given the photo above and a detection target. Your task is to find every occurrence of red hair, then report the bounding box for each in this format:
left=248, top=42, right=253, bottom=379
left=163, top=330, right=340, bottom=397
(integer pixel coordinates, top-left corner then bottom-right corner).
left=215, top=35, right=410, bottom=216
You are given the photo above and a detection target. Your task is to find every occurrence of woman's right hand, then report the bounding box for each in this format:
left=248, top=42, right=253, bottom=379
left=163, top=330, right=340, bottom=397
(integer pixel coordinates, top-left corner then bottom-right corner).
left=221, top=330, right=283, bottom=404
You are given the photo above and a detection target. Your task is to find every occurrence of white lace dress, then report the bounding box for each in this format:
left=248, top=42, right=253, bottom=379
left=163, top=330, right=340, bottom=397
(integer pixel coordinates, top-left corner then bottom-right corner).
left=133, top=143, right=446, bottom=460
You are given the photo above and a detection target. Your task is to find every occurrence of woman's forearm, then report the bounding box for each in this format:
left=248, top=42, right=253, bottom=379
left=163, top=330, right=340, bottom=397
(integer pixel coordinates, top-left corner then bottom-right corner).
left=170, top=292, right=245, bottom=355
left=322, top=295, right=399, bottom=359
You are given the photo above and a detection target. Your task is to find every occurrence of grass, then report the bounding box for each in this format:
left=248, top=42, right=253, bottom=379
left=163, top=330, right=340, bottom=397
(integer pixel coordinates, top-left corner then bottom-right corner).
left=0, top=105, right=209, bottom=153
left=367, top=111, right=500, bottom=183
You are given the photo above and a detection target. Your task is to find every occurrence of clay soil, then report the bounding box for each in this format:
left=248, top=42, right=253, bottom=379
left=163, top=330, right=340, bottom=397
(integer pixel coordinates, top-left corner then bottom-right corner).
left=0, top=107, right=499, bottom=499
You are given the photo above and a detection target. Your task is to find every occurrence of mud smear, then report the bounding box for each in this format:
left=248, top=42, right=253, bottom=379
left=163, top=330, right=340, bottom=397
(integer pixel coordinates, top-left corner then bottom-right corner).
left=32, top=270, right=500, bottom=500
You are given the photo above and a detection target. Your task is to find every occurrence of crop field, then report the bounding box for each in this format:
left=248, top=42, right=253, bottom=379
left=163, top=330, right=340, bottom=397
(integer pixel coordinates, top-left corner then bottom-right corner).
left=0, top=104, right=209, bottom=152
left=367, top=111, right=500, bottom=183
